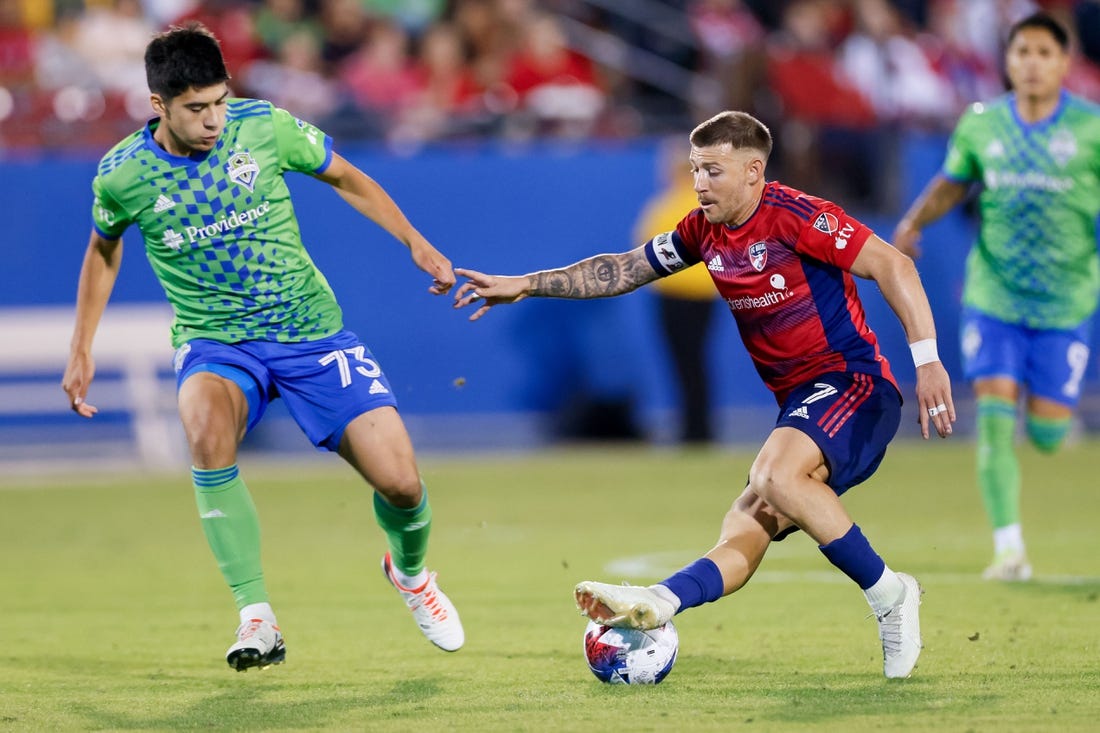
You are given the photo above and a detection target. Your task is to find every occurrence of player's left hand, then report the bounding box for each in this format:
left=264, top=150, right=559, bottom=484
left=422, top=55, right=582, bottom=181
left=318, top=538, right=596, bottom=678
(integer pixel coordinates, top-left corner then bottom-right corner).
left=409, top=238, right=455, bottom=295
left=453, top=268, right=530, bottom=321
left=914, top=361, right=954, bottom=439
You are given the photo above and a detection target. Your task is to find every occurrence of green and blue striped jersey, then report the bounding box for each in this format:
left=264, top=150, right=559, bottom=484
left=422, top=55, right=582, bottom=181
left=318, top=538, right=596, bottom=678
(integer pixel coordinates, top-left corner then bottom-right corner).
left=943, top=91, right=1100, bottom=329
left=91, top=98, right=343, bottom=347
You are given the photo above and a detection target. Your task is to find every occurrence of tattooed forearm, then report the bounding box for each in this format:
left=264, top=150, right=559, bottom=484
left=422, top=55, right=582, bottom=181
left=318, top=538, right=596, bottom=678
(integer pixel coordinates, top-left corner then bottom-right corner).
left=528, top=249, right=658, bottom=299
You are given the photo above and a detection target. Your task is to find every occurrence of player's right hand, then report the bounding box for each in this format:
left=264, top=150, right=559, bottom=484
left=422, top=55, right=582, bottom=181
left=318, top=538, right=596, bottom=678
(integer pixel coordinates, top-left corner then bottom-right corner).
left=453, top=268, right=530, bottom=321
left=62, top=353, right=99, bottom=418
left=408, top=237, right=456, bottom=296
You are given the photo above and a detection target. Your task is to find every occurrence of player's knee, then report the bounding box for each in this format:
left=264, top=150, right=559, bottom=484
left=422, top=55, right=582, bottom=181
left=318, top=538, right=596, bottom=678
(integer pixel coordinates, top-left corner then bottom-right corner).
left=746, top=460, right=786, bottom=504
left=1025, top=415, right=1071, bottom=454
left=180, top=407, right=241, bottom=465
left=373, top=472, right=423, bottom=508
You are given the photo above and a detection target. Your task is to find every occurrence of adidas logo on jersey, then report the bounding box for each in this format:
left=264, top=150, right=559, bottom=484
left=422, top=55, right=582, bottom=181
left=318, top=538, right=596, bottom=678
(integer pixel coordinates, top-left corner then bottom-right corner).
left=788, top=406, right=809, bottom=419
left=153, top=194, right=175, bottom=213
left=707, top=254, right=724, bottom=272
left=369, top=379, right=389, bottom=395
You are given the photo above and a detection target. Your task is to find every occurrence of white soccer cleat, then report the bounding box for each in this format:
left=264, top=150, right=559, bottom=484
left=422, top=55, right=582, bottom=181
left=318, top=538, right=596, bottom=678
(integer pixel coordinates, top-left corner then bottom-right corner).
left=982, top=550, right=1033, bottom=582
left=382, top=553, right=464, bottom=652
left=574, top=581, right=675, bottom=630
left=226, top=618, right=286, bottom=672
left=876, top=572, right=923, bottom=679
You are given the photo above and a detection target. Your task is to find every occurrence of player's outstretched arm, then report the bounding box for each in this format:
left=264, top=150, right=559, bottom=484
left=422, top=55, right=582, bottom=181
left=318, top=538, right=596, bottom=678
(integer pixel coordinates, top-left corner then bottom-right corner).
left=315, top=153, right=455, bottom=295
left=850, top=234, right=955, bottom=439
left=453, top=246, right=661, bottom=321
left=62, top=231, right=122, bottom=418
left=892, top=175, right=969, bottom=258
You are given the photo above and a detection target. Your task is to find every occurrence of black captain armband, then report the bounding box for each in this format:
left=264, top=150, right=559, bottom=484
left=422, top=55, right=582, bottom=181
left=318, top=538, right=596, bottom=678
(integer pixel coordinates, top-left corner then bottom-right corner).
left=643, top=230, right=694, bottom=275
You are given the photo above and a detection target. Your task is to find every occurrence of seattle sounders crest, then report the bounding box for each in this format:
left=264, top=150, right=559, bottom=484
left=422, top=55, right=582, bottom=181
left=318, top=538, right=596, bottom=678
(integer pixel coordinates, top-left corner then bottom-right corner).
left=227, top=150, right=260, bottom=192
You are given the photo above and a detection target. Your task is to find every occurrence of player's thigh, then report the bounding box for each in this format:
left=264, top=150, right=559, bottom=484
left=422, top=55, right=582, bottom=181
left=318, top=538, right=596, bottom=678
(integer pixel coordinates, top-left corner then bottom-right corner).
left=750, top=427, right=827, bottom=496
left=266, top=330, right=400, bottom=451
left=961, top=308, right=1026, bottom=384
left=1023, top=324, right=1091, bottom=409
left=771, top=372, right=900, bottom=494
left=174, top=339, right=274, bottom=463
left=337, top=406, right=422, bottom=505
left=177, top=372, right=250, bottom=467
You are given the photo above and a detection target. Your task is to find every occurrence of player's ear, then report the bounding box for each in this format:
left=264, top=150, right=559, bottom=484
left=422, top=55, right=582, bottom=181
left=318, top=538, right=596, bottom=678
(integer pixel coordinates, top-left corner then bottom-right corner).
left=746, top=157, right=764, bottom=185
left=150, top=94, right=168, bottom=118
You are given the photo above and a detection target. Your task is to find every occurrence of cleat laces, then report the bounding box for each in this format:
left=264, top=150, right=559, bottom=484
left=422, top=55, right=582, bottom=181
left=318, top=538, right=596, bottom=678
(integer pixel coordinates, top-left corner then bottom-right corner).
left=407, top=575, right=449, bottom=623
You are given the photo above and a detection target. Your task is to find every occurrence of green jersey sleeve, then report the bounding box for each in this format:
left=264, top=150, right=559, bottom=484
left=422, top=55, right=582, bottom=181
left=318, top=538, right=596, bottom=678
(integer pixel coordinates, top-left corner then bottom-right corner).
left=271, top=106, right=333, bottom=175
left=91, top=174, right=133, bottom=239
left=942, top=104, right=982, bottom=183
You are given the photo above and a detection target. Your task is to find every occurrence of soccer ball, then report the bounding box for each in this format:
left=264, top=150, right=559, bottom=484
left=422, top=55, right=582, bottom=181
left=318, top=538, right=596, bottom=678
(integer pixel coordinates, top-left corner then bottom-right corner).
left=583, top=619, right=678, bottom=685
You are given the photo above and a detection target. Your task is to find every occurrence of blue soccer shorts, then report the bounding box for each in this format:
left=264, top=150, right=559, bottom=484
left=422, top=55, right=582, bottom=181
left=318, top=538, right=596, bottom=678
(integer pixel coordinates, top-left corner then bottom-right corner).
left=775, top=371, right=902, bottom=496
left=960, top=307, right=1092, bottom=407
left=174, top=329, right=399, bottom=451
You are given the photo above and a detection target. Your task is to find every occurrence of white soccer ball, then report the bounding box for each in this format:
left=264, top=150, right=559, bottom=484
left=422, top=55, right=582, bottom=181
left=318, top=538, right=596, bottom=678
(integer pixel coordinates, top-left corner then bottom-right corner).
left=582, top=619, right=678, bottom=685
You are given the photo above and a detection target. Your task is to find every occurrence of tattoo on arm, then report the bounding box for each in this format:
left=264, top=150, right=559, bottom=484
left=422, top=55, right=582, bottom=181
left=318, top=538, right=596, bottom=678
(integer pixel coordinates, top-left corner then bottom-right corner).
left=529, top=249, right=658, bottom=299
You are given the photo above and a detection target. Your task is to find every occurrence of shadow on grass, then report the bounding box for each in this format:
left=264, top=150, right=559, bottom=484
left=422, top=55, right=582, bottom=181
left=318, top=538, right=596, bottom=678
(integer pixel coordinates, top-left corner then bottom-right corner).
left=62, top=675, right=445, bottom=730
left=667, top=658, right=1000, bottom=724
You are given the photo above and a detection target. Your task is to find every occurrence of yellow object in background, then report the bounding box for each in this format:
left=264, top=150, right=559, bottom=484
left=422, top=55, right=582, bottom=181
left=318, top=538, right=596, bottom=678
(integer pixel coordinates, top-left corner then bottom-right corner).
left=634, top=163, right=716, bottom=302
left=21, top=0, right=53, bottom=28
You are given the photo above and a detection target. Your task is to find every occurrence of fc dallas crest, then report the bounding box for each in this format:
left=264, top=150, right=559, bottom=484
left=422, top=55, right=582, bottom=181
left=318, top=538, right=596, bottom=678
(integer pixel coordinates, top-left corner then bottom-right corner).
left=748, top=241, right=768, bottom=272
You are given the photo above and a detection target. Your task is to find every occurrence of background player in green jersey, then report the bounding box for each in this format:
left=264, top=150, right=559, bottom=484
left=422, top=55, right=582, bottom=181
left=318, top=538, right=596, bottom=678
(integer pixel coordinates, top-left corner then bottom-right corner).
left=894, top=12, right=1100, bottom=582
left=61, top=23, right=465, bottom=669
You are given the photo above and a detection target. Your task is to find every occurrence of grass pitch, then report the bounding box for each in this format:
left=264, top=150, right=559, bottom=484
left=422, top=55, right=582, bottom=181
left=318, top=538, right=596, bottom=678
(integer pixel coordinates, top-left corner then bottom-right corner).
left=1, top=439, right=1097, bottom=731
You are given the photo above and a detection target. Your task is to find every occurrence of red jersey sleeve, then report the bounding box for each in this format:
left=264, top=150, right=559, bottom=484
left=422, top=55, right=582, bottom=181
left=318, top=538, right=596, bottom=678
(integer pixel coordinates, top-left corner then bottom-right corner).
left=673, top=209, right=706, bottom=261
left=643, top=209, right=704, bottom=275
left=794, top=202, right=873, bottom=270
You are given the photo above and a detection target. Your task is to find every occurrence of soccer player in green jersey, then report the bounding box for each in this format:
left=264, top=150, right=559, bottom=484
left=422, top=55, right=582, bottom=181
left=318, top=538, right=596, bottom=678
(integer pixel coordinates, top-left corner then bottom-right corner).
left=61, top=23, right=465, bottom=669
left=894, top=12, right=1100, bottom=582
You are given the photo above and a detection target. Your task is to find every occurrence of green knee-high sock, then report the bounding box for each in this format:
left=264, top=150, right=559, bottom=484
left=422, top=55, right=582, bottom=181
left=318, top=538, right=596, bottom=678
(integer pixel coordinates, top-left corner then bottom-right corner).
left=374, top=487, right=432, bottom=575
left=193, top=465, right=268, bottom=610
left=976, top=396, right=1020, bottom=530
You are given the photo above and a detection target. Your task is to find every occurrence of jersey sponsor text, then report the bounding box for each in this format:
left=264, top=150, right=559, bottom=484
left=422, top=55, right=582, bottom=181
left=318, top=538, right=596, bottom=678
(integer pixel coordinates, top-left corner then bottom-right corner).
left=185, top=201, right=272, bottom=243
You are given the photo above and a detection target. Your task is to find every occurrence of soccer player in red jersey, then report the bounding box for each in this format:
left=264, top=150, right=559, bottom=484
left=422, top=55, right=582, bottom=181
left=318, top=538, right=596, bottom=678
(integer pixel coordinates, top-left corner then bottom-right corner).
left=453, top=111, right=955, bottom=678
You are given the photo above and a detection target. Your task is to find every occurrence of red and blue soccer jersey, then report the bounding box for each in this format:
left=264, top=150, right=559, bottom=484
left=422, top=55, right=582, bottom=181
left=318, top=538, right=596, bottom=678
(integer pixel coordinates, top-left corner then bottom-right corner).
left=644, top=181, right=898, bottom=404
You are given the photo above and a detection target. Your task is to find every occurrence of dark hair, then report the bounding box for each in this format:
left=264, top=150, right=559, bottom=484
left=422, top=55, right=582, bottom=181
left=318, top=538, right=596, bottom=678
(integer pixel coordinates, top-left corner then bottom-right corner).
left=689, top=111, right=773, bottom=159
left=1006, top=12, right=1069, bottom=51
left=145, top=22, right=230, bottom=101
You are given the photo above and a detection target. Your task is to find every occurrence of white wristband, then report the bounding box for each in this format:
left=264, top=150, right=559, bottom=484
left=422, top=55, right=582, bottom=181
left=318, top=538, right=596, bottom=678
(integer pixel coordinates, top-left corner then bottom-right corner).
left=909, top=339, right=939, bottom=368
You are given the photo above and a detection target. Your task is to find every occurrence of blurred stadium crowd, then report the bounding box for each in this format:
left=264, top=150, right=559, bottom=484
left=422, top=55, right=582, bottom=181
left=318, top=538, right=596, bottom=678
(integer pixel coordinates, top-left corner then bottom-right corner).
left=2, top=0, right=1099, bottom=201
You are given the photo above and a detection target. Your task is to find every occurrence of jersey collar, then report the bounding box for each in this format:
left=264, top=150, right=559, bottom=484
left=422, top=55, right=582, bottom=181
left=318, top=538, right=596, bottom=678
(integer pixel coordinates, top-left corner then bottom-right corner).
left=1009, top=89, right=1068, bottom=132
left=143, top=118, right=216, bottom=166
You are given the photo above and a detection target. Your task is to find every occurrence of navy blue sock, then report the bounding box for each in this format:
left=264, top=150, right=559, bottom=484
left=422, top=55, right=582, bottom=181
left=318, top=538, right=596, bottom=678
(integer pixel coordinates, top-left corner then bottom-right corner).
left=659, top=558, right=725, bottom=612
left=819, top=524, right=886, bottom=589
